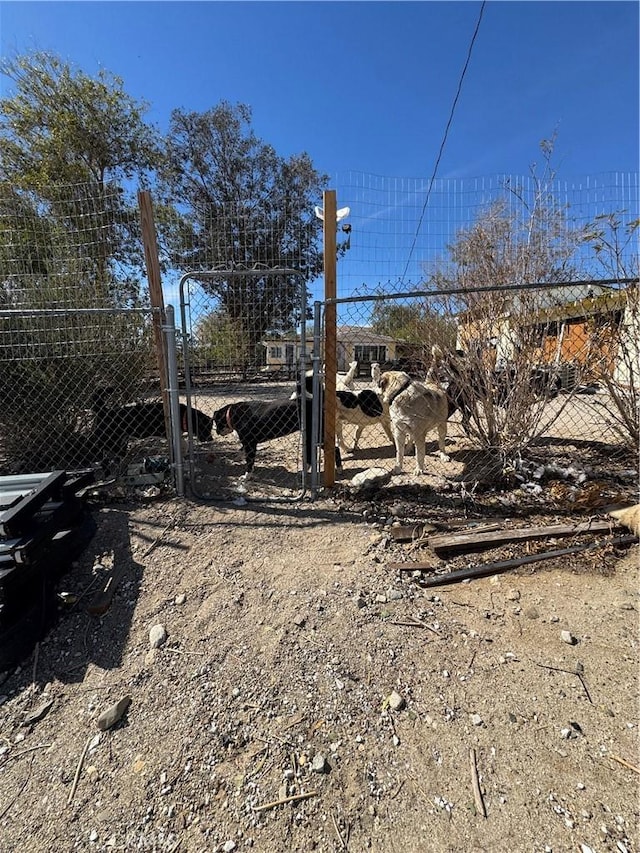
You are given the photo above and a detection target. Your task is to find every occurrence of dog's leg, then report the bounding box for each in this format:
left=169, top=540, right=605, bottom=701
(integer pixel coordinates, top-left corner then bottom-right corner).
left=391, top=425, right=406, bottom=474
left=242, top=443, right=257, bottom=478
left=335, top=419, right=350, bottom=454
left=352, top=425, right=364, bottom=452
left=436, top=422, right=451, bottom=463
left=382, top=416, right=394, bottom=444
left=414, top=430, right=427, bottom=474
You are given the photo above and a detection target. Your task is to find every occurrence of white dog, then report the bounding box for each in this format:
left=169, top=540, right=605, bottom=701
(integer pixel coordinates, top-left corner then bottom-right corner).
left=378, top=370, right=450, bottom=474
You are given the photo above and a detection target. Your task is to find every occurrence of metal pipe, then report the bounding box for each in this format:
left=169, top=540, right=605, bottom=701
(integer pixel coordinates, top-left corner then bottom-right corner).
left=163, top=306, right=185, bottom=497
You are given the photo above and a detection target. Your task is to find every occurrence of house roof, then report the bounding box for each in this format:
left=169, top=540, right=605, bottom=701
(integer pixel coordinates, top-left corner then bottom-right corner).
left=335, top=325, right=399, bottom=345
left=262, top=326, right=401, bottom=345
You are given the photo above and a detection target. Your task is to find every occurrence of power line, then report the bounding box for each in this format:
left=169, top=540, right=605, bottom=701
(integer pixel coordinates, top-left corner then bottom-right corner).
left=401, top=1, right=487, bottom=284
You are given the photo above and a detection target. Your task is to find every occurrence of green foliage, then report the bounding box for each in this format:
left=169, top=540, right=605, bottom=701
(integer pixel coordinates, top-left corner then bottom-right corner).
left=0, top=50, right=162, bottom=307
left=371, top=301, right=456, bottom=351
left=0, top=52, right=162, bottom=469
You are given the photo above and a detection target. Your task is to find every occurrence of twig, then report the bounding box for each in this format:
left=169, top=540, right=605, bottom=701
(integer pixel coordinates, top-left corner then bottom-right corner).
left=575, top=671, right=593, bottom=705
left=69, top=572, right=102, bottom=611
left=163, top=646, right=204, bottom=657
left=469, top=748, right=487, bottom=818
left=142, top=522, right=174, bottom=557
left=5, top=743, right=52, bottom=762
left=31, top=642, right=39, bottom=684
left=0, top=755, right=34, bottom=820
left=67, top=735, right=93, bottom=807
left=253, top=790, right=317, bottom=812
left=331, top=811, right=347, bottom=850
left=390, top=779, right=405, bottom=799
left=390, top=620, right=428, bottom=629
left=534, top=661, right=593, bottom=704
left=610, top=753, right=640, bottom=775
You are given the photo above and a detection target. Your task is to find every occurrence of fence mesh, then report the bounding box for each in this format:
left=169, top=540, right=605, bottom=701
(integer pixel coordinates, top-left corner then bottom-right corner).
left=316, top=171, right=638, bottom=497
left=0, top=183, right=172, bottom=478
left=318, top=283, right=638, bottom=494
left=1, top=172, right=637, bottom=506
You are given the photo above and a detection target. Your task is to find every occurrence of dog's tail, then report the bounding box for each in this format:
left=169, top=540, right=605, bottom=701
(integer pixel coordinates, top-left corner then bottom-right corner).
left=338, top=360, right=359, bottom=390
left=425, top=345, right=444, bottom=384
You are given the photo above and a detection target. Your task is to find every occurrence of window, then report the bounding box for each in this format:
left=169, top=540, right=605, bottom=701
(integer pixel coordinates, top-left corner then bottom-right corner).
left=269, top=346, right=282, bottom=359
left=354, top=345, right=387, bottom=362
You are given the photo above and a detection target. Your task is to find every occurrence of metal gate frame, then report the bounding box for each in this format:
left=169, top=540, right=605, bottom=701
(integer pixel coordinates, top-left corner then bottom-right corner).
left=179, top=268, right=313, bottom=501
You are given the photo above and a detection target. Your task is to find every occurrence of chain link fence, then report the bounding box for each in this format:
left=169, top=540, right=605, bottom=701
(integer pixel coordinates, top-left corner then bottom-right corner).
left=0, top=183, right=187, bottom=484
left=314, top=281, right=639, bottom=495
left=1, top=172, right=637, bottom=506
left=179, top=270, right=313, bottom=501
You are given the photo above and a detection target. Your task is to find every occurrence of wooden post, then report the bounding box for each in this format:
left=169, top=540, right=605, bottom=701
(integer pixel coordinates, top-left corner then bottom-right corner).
left=138, top=190, right=170, bottom=440
left=323, top=190, right=337, bottom=488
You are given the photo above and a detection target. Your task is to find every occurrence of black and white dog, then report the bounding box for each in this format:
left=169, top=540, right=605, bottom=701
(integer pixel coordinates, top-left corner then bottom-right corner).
left=215, top=372, right=347, bottom=477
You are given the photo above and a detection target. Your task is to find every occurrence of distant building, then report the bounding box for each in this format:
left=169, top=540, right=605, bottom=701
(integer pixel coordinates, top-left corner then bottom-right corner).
left=261, top=326, right=401, bottom=376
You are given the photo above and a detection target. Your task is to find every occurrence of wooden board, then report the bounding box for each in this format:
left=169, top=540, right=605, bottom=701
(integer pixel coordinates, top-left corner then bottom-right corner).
left=427, top=519, right=615, bottom=555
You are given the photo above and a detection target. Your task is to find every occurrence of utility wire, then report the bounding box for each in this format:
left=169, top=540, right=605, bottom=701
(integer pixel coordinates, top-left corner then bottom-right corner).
left=401, top=1, right=486, bottom=284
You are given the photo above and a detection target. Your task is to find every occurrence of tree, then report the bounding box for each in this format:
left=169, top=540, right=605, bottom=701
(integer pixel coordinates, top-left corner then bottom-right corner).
left=156, top=102, right=332, bottom=368
left=370, top=300, right=456, bottom=366
left=0, top=51, right=162, bottom=469
left=0, top=50, right=162, bottom=307
left=421, top=139, right=591, bottom=450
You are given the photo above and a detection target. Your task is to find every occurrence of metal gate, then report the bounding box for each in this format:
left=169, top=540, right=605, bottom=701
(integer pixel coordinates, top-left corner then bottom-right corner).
left=179, top=268, right=316, bottom=501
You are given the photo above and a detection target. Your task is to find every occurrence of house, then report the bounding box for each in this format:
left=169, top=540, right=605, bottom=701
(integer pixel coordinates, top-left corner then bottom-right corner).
left=261, top=326, right=401, bottom=377
left=454, top=281, right=638, bottom=387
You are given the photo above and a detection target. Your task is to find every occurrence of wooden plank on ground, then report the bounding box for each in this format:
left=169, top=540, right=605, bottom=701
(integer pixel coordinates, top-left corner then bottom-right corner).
left=427, top=519, right=615, bottom=556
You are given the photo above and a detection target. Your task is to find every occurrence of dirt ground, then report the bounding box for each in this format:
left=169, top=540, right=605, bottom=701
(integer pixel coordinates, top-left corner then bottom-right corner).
left=0, top=465, right=638, bottom=852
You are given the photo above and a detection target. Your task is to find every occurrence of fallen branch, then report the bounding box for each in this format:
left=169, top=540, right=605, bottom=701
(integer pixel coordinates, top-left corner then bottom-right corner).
left=610, top=753, right=640, bottom=775
left=253, top=790, right=317, bottom=812
left=331, top=810, right=348, bottom=850
left=415, top=535, right=637, bottom=588
left=469, top=748, right=487, bottom=818
left=67, top=735, right=93, bottom=806
left=142, top=521, right=175, bottom=557
left=5, top=743, right=52, bottom=762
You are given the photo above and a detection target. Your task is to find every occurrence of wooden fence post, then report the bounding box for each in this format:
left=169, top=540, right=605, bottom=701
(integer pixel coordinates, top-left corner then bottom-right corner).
left=138, top=190, right=171, bottom=441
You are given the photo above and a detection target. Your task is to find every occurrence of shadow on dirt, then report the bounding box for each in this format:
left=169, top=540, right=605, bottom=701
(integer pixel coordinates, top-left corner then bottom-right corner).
left=2, top=505, right=145, bottom=688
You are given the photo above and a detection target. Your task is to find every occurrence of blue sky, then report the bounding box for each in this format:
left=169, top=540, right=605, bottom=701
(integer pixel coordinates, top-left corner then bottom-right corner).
left=2, top=1, right=638, bottom=179
left=1, top=1, right=639, bottom=303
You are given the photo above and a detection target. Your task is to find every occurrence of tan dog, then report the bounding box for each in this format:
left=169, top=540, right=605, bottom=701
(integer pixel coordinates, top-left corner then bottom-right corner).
left=378, top=370, right=450, bottom=474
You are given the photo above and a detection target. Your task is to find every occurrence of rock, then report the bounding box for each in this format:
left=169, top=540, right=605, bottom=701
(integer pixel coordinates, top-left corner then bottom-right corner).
left=175, top=594, right=186, bottom=605
left=349, top=468, right=392, bottom=492
left=387, top=690, right=405, bottom=711
left=470, top=713, right=483, bottom=727
left=149, top=624, right=168, bottom=648
left=311, top=753, right=328, bottom=773
left=97, top=696, right=132, bottom=731
left=561, top=630, right=578, bottom=645
left=222, top=842, right=237, bottom=853
left=525, top=606, right=540, bottom=619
